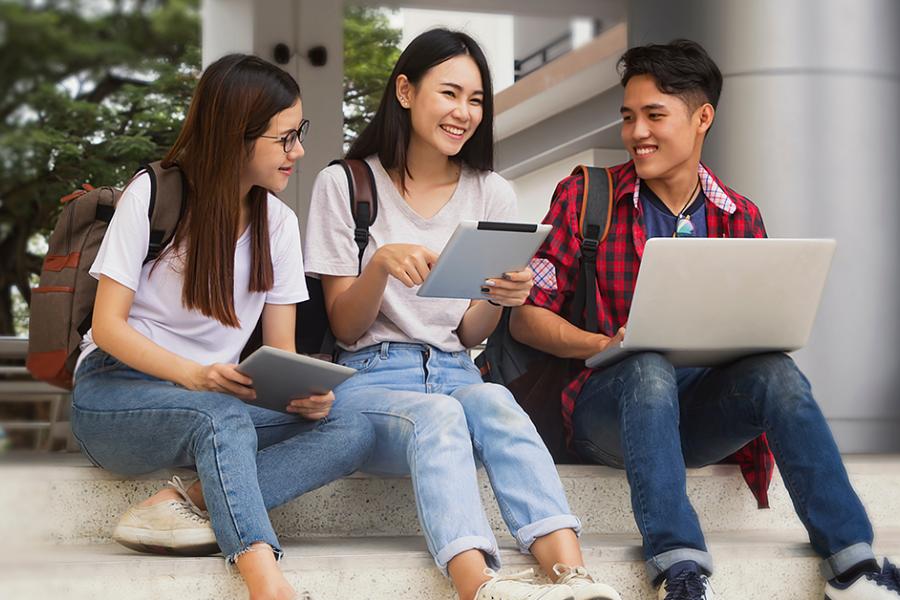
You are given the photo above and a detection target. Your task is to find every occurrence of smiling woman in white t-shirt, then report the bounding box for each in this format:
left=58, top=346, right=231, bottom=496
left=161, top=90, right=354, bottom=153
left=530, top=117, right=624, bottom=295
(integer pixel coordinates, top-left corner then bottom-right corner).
left=304, top=29, right=621, bottom=600
left=71, top=54, right=374, bottom=600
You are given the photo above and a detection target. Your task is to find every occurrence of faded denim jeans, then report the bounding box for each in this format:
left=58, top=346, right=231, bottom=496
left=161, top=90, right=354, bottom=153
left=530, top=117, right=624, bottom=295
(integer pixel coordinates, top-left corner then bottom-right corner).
left=330, top=342, right=582, bottom=575
left=71, top=349, right=375, bottom=563
left=572, top=351, right=875, bottom=582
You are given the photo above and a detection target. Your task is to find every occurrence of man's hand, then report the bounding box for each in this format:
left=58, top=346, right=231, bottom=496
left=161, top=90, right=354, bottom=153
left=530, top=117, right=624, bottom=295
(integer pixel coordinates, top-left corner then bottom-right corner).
left=602, top=327, right=627, bottom=353
left=286, top=391, right=335, bottom=420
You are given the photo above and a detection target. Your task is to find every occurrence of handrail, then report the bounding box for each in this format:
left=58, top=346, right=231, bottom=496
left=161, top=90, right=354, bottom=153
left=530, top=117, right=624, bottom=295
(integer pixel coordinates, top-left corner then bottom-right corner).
left=514, top=33, right=572, bottom=81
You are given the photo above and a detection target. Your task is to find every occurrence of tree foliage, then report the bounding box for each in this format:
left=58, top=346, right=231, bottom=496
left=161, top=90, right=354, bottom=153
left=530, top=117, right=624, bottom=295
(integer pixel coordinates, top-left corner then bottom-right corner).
left=343, top=5, right=401, bottom=149
left=0, top=0, right=201, bottom=335
left=0, top=1, right=399, bottom=336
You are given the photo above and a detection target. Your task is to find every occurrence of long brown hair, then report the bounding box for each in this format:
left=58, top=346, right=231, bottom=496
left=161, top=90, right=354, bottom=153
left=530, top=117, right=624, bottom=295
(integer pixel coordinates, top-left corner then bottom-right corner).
left=162, top=54, right=301, bottom=327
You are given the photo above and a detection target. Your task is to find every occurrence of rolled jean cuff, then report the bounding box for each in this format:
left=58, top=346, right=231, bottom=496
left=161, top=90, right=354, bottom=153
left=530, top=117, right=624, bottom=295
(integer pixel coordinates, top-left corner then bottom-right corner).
left=646, top=548, right=714, bottom=582
left=515, top=514, right=583, bottom=553
left=820, top=542, right=876, bottom=580
left=435, top=535, right=500, bottom=576
left=225, top=539, right=284, bottom=567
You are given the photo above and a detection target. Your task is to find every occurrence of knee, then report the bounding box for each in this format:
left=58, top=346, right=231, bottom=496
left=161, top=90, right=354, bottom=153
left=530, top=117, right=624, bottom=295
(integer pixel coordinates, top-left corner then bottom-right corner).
left=326, top=412, right=376, bottom=468
left=619, top=352, right=678, bottom=410
left=191, top=394, right=257, bottom=448
left=737, top=353, right=814, bottom=414
left=411, top=395, right=469, bottom=441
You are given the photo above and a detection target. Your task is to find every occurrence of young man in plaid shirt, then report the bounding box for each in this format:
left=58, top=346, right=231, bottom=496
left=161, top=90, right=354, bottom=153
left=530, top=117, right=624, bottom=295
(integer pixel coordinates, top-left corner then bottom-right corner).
left=510, top=39, right=898, bottom=600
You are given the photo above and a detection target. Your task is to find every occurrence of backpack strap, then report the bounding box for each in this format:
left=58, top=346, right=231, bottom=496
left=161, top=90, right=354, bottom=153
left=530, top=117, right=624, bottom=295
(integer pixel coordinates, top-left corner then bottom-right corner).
left=330, top=159, right=378, bottom=275
left=76, top=162, right=186, bottom=338
left=140, top=161, right=187, bottom=264
left=568, top=165, right=613, bottom=334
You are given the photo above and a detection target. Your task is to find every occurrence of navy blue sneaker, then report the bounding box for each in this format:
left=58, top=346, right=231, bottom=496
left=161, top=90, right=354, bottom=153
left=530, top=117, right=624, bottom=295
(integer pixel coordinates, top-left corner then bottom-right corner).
left=825, top=558, right=900, bottom=599
left=656, top=569, right=715, bottom=600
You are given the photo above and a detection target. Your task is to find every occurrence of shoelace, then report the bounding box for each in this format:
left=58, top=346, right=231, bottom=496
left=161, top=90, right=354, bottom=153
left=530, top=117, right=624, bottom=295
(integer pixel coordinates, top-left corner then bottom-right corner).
left=167, top=475, right=209, bottom=522
left=483, top=567, right=538, bottom=585
left=553, top=563, right=593, bottom=586
left=866, top=559, right=900, bottom=593
left=663, top=570, right=709, bottom=600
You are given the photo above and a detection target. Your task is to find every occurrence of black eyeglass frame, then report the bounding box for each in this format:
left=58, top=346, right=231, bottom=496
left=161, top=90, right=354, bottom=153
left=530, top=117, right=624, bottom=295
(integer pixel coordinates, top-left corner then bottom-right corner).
left=257, top=119, right=310, bottom=153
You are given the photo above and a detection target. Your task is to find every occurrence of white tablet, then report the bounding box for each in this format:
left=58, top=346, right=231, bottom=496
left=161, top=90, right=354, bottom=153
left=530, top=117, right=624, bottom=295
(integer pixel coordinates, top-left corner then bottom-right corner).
left=237, top=346, right=356, bottom=413
left=417, top=221, right=551, bottom=299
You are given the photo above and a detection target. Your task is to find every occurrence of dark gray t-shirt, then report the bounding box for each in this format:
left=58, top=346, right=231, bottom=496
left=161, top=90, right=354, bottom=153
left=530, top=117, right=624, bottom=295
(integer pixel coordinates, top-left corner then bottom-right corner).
left=303, top=155, right=517, bottom=352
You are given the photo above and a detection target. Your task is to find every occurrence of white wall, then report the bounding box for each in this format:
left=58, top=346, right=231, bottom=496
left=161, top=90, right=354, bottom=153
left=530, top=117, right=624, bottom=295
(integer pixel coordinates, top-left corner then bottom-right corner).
left=400, top=9, right=515, bottom=92
left=510, top=148, right=628, bottom=224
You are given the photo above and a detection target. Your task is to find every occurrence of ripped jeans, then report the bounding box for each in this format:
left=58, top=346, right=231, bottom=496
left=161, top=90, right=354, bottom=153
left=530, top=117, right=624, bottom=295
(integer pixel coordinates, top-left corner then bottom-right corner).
left=71, top=349, right=375, bottom=563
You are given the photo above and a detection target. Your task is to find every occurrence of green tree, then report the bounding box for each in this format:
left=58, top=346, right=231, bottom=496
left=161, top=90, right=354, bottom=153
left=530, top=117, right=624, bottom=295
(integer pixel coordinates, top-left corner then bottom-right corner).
left=343, top=6, right=401, bottom=149
left=0, top=1, right=399, bottom=336
left=0, top=0, right=200, bottom=335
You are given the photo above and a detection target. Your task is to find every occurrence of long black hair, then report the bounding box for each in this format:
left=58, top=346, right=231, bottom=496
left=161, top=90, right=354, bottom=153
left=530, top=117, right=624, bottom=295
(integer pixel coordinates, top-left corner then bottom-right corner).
left=347, top=28, right=494, bottom=190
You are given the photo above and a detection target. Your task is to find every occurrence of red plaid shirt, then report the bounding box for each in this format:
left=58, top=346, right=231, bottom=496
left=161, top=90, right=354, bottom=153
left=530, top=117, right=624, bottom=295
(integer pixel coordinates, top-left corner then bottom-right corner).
left=527, top=160, right=775, bottom=508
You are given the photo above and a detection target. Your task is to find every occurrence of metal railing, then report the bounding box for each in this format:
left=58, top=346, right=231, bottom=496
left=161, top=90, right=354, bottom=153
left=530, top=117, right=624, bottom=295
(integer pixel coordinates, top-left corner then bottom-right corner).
left=0, top=336, right=71, bottom=450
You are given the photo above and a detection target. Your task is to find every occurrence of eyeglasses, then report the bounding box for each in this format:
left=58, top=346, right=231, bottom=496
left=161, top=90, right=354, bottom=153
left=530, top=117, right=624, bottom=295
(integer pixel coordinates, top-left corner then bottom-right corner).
left=258, top=119, right=310, bottom=153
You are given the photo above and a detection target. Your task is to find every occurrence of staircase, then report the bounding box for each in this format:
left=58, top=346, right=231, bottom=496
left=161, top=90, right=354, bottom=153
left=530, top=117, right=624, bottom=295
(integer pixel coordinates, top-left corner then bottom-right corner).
left=3, top=453, right=899, bottom=599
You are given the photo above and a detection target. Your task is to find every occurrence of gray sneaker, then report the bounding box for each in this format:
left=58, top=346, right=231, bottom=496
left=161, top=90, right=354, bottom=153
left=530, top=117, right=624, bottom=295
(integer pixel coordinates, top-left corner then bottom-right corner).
left=112, top=476, right=219, bottom=556
left=475, top=568, right=576, bottom=600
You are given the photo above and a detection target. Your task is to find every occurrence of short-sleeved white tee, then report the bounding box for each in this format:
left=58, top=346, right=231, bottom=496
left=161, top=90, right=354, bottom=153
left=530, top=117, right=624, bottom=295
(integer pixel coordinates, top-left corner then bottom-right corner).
left=77, top=173, right=309, bottom=371
left=303, top=155, right=517, bottom=353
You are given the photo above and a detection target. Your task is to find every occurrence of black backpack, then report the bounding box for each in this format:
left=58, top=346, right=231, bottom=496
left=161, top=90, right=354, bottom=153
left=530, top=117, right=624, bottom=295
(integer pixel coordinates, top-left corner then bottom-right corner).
left=243, top=158, right=377, bottom=359
left=475, top=165, right=614, bottom=462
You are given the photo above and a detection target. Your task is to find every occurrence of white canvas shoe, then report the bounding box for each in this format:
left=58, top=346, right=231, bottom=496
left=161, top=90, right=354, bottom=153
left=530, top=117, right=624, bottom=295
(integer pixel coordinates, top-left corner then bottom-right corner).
left=825, top=559, right=900, bottom=600
left=552, top=564, right=622, bottom=600
left=112, top=476, right=219, bottom=556
left=475, top=568, right=575, bottom=600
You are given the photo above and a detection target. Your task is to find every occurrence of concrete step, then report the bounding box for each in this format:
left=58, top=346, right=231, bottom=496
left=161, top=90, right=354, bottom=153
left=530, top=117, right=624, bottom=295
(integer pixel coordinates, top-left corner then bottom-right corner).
left=3, top=453, right=899, bottom=545
left=6, top=530, right=900, bottom=600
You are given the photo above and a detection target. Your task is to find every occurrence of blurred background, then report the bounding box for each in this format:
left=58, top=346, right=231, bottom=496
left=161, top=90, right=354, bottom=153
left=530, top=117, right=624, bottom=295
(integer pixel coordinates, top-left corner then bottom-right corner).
left=1, top=0, right=898, bottom=455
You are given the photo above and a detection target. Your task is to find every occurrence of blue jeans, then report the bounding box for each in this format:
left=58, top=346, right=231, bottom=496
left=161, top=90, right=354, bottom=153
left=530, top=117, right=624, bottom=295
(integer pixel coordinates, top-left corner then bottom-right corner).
left=330, top=342, right=581, bottom=575
left=572, top=351, right=875, bottom=582
left=71, top=349, right=375, bottom=563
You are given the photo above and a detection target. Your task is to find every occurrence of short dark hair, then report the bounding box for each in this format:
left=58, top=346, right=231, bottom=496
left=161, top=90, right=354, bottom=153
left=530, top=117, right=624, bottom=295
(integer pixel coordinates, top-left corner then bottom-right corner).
left=618, top=39, right=722, bottom=112
left=347, top=28, right=494, bottom=189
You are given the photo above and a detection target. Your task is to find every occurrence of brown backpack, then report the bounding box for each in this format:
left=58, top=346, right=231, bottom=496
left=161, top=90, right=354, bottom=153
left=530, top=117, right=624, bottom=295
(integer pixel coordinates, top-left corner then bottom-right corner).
left=26, top=162, right=185, bottom=389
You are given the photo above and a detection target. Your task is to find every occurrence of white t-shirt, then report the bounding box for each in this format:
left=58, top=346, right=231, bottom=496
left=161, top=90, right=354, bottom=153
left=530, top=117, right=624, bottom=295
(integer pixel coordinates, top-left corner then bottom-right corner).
left=78, top=173, right=309, bottom=371
left=303, top=155, right=517, bottom=353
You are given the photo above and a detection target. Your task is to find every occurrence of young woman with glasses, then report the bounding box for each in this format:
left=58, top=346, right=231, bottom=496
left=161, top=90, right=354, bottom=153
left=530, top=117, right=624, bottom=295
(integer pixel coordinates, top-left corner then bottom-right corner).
left=71, top=54, right=374, bottom=600
left=303, top=29, right=622, bottom=600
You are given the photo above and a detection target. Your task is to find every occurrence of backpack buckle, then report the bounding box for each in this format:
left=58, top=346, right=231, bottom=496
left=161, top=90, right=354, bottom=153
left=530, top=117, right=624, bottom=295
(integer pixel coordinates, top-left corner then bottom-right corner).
left=581, top=237, right=599, bottom=258
left=354, top=228, right=368, bottom=246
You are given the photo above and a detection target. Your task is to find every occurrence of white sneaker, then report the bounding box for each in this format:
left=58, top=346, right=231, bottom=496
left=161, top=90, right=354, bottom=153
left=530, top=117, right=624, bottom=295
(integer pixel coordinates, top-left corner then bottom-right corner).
left=825, top=559, right=900, bottom=599
left=112, top=476, right=219, bottom=556
left=552, top=564, right=622, bottom=600
left=475, top=568, right=575, bottom=600
left=657, top=570, right=715, bottom=600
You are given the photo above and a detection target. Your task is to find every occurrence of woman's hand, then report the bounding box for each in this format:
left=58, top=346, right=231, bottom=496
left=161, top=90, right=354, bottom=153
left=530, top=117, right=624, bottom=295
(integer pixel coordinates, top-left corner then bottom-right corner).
left=185, top=363, right=256, bottom=401
left=480, top=267, right=534, bottom=307
left=372, top=244, right=439, bottom=287
left=286, top=391, right=335, bottom=420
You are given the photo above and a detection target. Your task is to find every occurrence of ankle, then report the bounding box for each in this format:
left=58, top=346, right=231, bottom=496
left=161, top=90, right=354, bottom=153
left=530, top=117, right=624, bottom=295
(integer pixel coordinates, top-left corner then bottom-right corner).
left=186, top=480, right=207, bottom=511
left=833, top=559, right=880, bottom=584
left=137, top=488, right=182, bottom=508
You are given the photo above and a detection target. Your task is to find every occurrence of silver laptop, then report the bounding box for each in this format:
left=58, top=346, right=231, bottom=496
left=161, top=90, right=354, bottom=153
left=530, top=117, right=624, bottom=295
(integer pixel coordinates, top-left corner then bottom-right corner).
left=585, top=238, right=836, bottom=369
